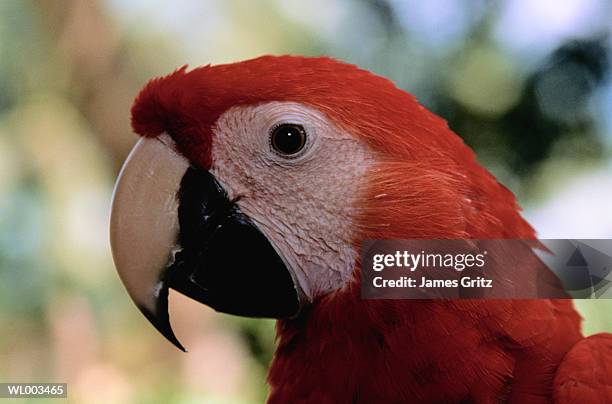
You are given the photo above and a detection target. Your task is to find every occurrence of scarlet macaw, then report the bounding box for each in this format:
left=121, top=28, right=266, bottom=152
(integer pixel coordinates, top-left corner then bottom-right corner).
left=110, top=56, right=612, bottom=403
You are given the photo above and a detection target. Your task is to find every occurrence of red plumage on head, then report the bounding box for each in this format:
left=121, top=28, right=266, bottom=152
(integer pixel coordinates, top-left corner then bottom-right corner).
left=132, top=55, right=534, bottom=239
left=132, top=55, right=438, bottom=154
left=132, top=55, right=448, bottom=166
left=131, top=56, right=585, bottom=403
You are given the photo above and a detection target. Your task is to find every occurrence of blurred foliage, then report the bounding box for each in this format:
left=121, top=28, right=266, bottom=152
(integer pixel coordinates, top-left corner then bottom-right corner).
left=0, top=0, right=611, bottom=402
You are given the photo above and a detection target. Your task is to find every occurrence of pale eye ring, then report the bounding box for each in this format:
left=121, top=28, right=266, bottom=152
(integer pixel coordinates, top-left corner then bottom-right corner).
left=269, top=123, right=307, bottom=157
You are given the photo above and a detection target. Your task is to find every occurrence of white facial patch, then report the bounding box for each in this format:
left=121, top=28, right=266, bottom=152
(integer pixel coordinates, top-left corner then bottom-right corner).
left=210, top=102, right=374, bottom=300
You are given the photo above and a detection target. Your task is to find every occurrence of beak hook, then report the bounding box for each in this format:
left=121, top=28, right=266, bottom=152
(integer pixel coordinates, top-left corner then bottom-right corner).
left=138, top=280, right=186, bottom=352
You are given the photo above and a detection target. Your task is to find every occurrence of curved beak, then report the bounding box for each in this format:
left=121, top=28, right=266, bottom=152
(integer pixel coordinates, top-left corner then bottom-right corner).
left=110, top=134, right=301, bottom=351
left=110, top=134, right=188, bottom=350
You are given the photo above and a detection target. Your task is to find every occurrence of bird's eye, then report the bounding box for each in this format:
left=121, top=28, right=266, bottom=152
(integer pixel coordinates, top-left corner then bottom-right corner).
left=270, top=123, right=307, bottom=156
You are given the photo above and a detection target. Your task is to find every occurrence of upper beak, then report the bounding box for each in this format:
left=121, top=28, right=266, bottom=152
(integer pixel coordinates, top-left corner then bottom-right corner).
left=110, top=134, right=302, bottom=351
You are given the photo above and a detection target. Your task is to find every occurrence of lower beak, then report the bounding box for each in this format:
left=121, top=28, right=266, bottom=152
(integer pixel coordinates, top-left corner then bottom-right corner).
left=110, top=134, right=302, bottom=351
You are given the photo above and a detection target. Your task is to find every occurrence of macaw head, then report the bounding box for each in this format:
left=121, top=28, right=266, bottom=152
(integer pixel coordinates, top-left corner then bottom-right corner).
left=110, top=55, right=533, bottom=350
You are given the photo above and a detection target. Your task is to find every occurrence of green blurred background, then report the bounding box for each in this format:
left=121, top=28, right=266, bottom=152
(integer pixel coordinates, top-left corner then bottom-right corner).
left=0, top=0, right=611, bottom=402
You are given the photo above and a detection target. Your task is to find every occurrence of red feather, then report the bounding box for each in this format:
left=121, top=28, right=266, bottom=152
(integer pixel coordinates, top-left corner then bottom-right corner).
left=554, top=333, right=612, bottom=402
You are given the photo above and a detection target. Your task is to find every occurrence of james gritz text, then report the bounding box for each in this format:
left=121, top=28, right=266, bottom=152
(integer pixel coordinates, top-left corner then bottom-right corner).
left=372, top=276, right=493, bottom=288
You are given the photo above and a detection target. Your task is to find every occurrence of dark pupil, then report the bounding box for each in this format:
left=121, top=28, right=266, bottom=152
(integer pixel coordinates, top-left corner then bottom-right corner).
left=271, top=124, right=306, bottom=155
